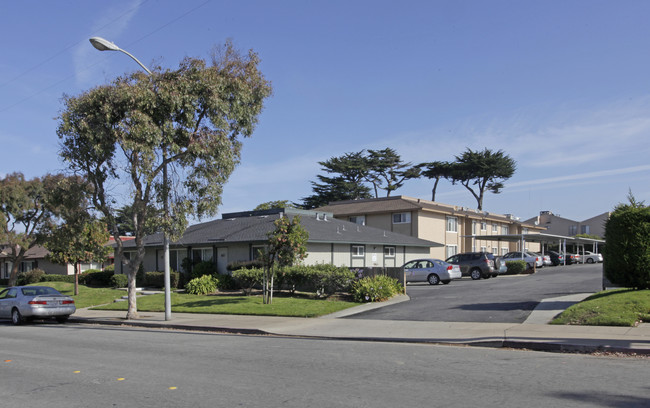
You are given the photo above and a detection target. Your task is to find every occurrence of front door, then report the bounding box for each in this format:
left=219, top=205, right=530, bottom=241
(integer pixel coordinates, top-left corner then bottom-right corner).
left=217, top=247, right=228, bottom=274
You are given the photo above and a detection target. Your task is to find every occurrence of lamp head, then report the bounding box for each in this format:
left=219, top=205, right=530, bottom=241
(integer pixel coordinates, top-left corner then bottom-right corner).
left=89, top=37, right=120, bottom=52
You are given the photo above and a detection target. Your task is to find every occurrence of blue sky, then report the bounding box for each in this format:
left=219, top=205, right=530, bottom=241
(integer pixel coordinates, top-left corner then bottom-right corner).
left=1, top=0, right=649, bottom=223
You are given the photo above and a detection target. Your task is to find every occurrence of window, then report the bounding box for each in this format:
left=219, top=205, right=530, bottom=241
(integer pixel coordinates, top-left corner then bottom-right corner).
left=384, top=246, right=395, bottom=257
left=446, top=216, right=458, bottom=232
left=481, top=222, right=487, bottom=231
left=392, top=212, right=411, bottom=224
left=472, top=220, right=477, bottom=234
left=445, top=245, right=458, bottom=259
left=251, top=245, right=266, bottom=260
left=169, top=249, right=187, bottom=273
left=352, top=245, right=365, bottom=257
left=501, top=247, right=508, bottom=255
left=480, top=246, right=487, bottom=253
left=349, top=216, right=365, bottom=226
left=569, top=225, right=578, bottom=235
left=492, top=223, right=498, bottom=232
left=581, top=225, right=590, bottom=234
left=502, top=225, right=509, bottom=234
left=522, top=227, right=529, bottom=234
left=192, top=248, right=213, bottom=263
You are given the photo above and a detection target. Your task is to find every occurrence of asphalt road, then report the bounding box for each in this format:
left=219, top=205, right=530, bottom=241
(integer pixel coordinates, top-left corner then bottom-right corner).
left=2, top=325, right=648, bottom=408
left=347, top=263, right=604, bottom=323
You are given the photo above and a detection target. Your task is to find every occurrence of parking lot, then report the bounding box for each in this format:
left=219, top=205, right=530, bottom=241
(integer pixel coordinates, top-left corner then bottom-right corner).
left=346, top=263, right=604, bottom=323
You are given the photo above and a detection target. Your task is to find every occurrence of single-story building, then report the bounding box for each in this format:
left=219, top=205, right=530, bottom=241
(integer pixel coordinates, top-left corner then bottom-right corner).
left=119, top=208, right=442, bottom=275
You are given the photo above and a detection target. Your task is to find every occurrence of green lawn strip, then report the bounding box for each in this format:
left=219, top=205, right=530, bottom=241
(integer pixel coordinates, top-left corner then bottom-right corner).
left=551, top=289, right=650, bottom=326
left=93, top=292, right=359, bottom=318
left=28, top=282, right=126, bottom=309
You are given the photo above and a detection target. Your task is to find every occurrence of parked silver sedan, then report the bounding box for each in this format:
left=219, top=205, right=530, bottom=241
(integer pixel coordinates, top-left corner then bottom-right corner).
left=0, top=286, right=76, bottom=325
left=403, top=259, right=462, bottom=285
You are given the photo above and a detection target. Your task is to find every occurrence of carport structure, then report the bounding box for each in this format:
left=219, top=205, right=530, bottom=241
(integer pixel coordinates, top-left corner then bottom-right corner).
left=465, top=233, right=605, bottom=265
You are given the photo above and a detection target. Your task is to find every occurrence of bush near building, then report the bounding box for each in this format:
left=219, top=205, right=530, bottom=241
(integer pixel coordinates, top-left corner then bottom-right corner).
left=603, top=197, right=650, bottom=290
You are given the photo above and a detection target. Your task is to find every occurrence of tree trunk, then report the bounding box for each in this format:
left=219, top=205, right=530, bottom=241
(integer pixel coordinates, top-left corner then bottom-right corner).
left=74, top=262, right=79, bottom=296
left=126, top=268, right=138, bottom=319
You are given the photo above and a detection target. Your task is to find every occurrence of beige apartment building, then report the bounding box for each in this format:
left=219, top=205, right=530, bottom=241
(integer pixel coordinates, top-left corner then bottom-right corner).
left=317, top=196, right=544, bottom=259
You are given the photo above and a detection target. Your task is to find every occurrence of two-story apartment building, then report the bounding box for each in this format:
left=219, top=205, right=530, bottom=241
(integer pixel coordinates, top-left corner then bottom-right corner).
left=525, top=211, right=609, bottom=238
left=317, top=196, right=544, bottom=259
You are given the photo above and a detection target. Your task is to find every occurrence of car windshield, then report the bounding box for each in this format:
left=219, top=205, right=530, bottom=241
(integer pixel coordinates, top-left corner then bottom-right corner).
left=21, top=287, right=62, bottom=296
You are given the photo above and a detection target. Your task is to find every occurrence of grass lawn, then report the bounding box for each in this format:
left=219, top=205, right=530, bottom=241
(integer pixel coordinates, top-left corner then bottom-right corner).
left=93, top=292, right=360, bottom=318
left=28, top=282, right=126, bottom=309
left=551, top=289, right=650, bottom=326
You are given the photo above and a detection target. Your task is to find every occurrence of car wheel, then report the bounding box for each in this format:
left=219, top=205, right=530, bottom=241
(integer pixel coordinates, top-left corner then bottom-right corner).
left=586, top=258, right=594, bottom=264
left=56, top=316, right=69, bottom=324
left=441, top=280, right=451, bottom=284
left=11, top=308, right=23, bottom=326
left=470, top=269, right=482, bottom=280
left=427, top=274, right=440, bottom=285
left=491, top=273, right=498, bottom=278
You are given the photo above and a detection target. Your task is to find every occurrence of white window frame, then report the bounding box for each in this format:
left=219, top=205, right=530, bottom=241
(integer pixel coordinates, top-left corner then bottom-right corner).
left=392, top=212, right=411, bottom=224
left=502, top=225, right=509, bottom=234
left=492, top=223, right=498, bottom=233
left=501, top=247, right=508, bottom=255
left=352, top=245, right=365, bottom=257
left=445, top=245, right=458, bottom=259
left=481, top=222, right=487, bottom=231
left=446, top=216, right=458, bottom=232
left=384, top=246, right=395, bottom=258
left=480, top=246, right=487, bottom=253
left=349, top=216, right=366, bottom=226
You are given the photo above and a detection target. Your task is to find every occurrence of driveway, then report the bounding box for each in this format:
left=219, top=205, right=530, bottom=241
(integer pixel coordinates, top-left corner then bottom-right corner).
left=346, top=263, right=604, bottom=323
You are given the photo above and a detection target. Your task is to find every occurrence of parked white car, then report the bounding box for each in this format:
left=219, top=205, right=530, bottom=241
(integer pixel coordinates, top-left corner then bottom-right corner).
left=403, top=258, right=462, bottom=285
left=502, top=252, right=540, bottom=269
left=582, top=251, right=603, bottom=264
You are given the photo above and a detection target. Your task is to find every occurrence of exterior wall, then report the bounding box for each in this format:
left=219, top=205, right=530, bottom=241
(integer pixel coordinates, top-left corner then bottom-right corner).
left=38, top=259, right=69, bottom=275
left=580, top=212, right=609, bottom=238
left=304, top=243, right=335, bottom=265
left=365, top=214, right=391, bottom=231
left=416, top=211, right=446, bottom=258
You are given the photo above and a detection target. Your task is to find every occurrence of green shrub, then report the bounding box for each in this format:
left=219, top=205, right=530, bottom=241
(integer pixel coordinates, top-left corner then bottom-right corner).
left=143, top=271, right=180, bottom=288
left=81, top=269, right=114, bottom=287
left=603, top=198, right=650, bottom=289
left=232, top=268, right=263, bottom=295
left=305, top=264, right=355, bottom=297
left=228, top=259, right=264, bottom=271
left=110, top=274, right=128, bottom=288
left=351, top=275, right=403, bottom=302
left=41, top=274, right=76, bottom=283
left=16, top=269, right=45, bottom=285
left=213, top=274, right=237, bottom=290
left=505, top=260, right=527, bottom=275
left=190, top=261, right=217, bottom=280
left=104, top=264, right=115, bottom=273
left=185, top=275, right=218, bottom=295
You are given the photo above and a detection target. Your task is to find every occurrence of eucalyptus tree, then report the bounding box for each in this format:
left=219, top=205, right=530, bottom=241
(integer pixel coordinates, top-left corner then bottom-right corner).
left=57, top=42, right=272, bottom=319
left=451, top=148, right=516, bottom=210
left=0, top=172, right=68, bottom=286
left=45, top=176, right=110, bottom=295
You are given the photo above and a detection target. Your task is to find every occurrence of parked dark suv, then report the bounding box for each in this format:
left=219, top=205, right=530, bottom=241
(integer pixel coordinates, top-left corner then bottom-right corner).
left=445, top=252, right=496, bottom=280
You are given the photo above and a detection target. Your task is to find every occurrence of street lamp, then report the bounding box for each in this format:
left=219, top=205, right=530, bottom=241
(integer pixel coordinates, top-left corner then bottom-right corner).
left=89, top=36, right=172, bottom=321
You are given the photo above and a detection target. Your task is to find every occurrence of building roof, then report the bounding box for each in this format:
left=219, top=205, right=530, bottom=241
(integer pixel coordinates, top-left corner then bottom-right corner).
left=124, top=208, right=442, bottom=249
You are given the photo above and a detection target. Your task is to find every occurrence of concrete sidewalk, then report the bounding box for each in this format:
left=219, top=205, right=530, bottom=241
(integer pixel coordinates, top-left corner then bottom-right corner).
left=69, top=295, right=650, bottom=355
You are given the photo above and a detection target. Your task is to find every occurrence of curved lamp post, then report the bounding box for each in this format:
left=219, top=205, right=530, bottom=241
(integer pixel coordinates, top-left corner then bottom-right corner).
left=89, top=36, right=172, bottom=321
